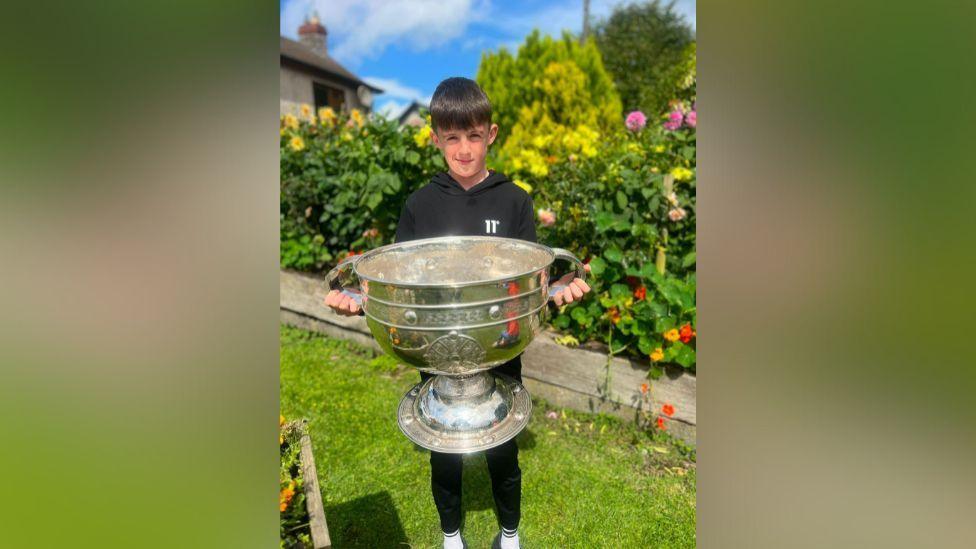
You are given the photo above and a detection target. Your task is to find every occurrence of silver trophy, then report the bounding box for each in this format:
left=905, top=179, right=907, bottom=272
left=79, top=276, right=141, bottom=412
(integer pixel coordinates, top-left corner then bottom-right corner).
left=325, top=236, right=585, bottom=453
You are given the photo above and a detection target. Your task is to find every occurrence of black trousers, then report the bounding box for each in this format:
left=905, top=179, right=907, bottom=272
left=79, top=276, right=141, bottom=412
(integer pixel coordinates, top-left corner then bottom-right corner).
left=421, top=361, right=522, bottom=533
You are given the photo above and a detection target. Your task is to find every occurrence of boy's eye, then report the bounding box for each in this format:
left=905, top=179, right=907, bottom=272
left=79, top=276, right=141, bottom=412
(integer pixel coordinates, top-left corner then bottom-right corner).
left=469, top=134, right=482, bottom=140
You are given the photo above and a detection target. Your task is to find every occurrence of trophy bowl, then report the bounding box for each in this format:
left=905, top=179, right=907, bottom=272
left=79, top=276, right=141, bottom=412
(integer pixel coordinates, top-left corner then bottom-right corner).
left=326, top=236, right=585, bottom=453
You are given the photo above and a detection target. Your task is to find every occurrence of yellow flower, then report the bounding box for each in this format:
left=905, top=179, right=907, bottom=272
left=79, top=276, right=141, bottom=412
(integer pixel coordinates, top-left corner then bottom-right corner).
left=664, top=328, right=680, bottom=342
left=282, top=114, right=298, bottom=130
left=671, top=166, right=694, bottom=181
left=289, top=135, right=305, bottom=151
left=318, top=107, right=336, bottom=126
left=414, top=125, right=432, bottom=147
left=279, top=434, right=283, bottom=445
left=300, top=103, right=312, bottom=119
left=279, top=414, right=285, bottom=427
left=653, top=145, right=665, bottom=153
left=650, top=166, right=660, bottom=173
left=350, top=109, right=365, bottom=127
left=626, top=143, right=641, bottom=154
left=341, top=131, right=352, bottom=142
left=650, top=347, right=664, bottom=362
left=513, top=179, right=532, bottom=193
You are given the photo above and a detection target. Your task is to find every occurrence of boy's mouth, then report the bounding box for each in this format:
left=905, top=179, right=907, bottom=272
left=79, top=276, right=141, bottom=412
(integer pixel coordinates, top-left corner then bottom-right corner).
left=457, top=159, right=473, bottom=165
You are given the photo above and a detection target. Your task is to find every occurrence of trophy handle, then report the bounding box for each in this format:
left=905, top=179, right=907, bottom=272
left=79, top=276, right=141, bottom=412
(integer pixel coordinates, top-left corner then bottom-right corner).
left=325, top=254, right=363, bottom=307
left=547, top=248, right=587, bottom=299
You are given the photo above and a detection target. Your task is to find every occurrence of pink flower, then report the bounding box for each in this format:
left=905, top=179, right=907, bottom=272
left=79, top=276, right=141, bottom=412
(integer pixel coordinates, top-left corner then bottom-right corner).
left=685, top=110, right=697, bottom=128
left=668, top=207, right=687, bottom=222
left=625, top=110, right=647, bottom=132
left=362, top=228, right=379, bottom=238
left=537, top=208, right=556, bottom=227
left=663, top=110, right=683, bottom=131
left=546, top=410, right=558, bottom=419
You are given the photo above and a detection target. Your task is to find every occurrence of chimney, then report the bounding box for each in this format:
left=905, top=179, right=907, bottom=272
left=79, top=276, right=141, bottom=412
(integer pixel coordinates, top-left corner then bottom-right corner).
left=298, top=13, right=327, bottom=56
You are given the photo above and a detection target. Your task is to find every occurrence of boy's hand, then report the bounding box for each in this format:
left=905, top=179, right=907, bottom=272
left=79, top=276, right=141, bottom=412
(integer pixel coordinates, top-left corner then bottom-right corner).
left=551, top=263, right=592, bottom=306
left=324, top=289, right=362, bottom=316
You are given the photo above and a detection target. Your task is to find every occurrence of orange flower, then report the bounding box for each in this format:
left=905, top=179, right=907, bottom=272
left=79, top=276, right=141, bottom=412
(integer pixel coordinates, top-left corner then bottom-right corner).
left=640, top=383, right=648, bottom=394
left=664, top=328, right=680, bottom=342
left=279, top=484, right=296, bottom=512
left=650, top=347, right=664, bottom=362
left=662, top=404, right=675, bottom=417
left=634, top=286, right=647, bottom=300
left=679, top=323, right=695, bottom=343
left=608, top=307, right=621, bottom=325
left=656, top=417, right=667, bottom=430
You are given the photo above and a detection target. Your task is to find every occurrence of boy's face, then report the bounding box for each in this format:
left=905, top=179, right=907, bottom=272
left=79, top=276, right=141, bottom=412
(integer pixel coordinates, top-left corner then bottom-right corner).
left=431, top=123, right=499, bottom=179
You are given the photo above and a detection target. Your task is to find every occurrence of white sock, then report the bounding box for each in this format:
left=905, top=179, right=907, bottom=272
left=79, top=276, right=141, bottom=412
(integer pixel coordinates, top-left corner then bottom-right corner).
left=500, top=527, right=519, bottom=549
left=443, top=529, right=463, bottom=549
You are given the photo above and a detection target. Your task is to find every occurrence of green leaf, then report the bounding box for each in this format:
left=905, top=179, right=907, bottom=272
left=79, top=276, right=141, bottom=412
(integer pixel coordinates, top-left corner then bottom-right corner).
left=594, top=212, right=615, bottom=233
left=637, top=335, right=654, bottom=355
left=570, top=306, right=591, bottom=326
left=615, top=190, right=628, bottom=209
left=654, top=316, right=676, bottom=334
left=681, top=251, right=696, bottom=268
left=588, top=256, right=607, bottom=276
left=648, top=365, right=663, bottom=380
left=405, top=151, right=420, bottom=165
left=553, top=314, right=571, bottom=329
left=365, top=192, right=383, bottom=211
left=604, top=247, right=623, bottom=264
left=610, top=283, right=631, bottom=299
left=674, top=344, right=696, bottom=368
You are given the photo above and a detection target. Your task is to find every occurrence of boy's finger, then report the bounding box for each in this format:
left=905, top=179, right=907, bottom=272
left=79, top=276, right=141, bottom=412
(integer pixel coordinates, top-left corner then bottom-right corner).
left=348, top=299, right=360, bottom=313
left=562, top=286, right=574, bottom=304
left=576, top=279, right=591, bottom=293
left=569, top=283, right=584, bottom=299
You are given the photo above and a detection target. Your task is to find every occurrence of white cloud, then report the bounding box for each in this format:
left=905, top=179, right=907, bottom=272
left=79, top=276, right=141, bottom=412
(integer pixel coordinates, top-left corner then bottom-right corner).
left=362, top=77, right=426, bottom=103
left=376, top=100, right=409, bottom=120
left=280, top=0, right=490, bottom=67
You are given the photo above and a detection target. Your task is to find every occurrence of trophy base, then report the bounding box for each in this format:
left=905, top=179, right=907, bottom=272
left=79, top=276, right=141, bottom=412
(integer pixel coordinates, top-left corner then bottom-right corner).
left=397, top=371, right=532, bottom=453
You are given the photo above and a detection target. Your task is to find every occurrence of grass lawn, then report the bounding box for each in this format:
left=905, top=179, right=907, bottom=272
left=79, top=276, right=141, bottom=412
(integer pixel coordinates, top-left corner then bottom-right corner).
left=280, top=325, right=696, bottom=548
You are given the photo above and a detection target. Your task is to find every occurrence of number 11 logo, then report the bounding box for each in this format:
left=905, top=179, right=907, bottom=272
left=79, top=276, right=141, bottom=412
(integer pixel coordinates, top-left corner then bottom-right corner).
left=484, top=219, right=500, bottom=234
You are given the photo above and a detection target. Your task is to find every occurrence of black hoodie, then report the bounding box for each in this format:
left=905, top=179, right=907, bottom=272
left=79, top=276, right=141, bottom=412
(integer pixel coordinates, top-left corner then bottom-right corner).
left=395, top=170, right=536, bottom=244
left=394, top=170, right=536, bottom=381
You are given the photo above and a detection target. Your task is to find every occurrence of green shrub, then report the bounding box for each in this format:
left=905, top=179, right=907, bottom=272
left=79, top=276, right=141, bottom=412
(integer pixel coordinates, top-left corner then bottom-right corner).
left=280, top=107, right=443, bottom=270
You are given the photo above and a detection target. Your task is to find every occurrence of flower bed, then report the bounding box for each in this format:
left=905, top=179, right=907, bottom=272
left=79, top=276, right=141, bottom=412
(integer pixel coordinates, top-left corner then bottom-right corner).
left=280, top=417, right=331, bottom=549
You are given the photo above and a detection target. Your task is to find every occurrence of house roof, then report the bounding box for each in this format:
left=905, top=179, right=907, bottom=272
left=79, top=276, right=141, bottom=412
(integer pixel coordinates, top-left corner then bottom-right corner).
left=397, top=100, right=428, bottom=125
left=280, top=36, right=383, bottom=94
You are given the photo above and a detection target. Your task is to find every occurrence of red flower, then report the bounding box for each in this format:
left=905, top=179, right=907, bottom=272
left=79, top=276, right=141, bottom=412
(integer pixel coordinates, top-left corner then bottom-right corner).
left=656, top=417, right=667, bottom=430
left=679, top=323, right=695, bottom=343
left=634, top=286, right=647, bottom=301
left=640, top=383, right=648, bottom=394
left=662, top=404, right=675, bottom=417
left=625, top=276, right=641, bottom=289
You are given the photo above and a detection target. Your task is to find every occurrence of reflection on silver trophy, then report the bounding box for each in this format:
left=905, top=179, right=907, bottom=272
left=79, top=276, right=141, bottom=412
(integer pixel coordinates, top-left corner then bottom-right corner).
left=325, top=236, right=586, bottom=453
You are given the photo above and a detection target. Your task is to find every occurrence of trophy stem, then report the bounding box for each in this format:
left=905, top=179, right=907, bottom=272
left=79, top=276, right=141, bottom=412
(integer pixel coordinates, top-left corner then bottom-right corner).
left=430, top=371, right=496, bottom=400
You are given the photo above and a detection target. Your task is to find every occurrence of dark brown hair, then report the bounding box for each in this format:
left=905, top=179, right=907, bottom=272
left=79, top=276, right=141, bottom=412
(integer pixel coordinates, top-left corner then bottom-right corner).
left=429, top=77, right=492, bottom=132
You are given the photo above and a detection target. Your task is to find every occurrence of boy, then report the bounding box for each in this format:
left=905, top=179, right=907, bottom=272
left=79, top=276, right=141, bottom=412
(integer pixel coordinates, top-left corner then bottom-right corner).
left=325, top=77, right=591, bottom=549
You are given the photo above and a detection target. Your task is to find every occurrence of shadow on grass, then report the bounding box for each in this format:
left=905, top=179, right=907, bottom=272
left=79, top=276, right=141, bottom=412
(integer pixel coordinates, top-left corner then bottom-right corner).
left=326, top=491, right=409, bottom=548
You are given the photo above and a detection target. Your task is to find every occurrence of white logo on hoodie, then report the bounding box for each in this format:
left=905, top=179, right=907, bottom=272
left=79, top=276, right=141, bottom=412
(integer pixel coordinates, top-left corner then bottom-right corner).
left=484, top=219, right=500, bottom=234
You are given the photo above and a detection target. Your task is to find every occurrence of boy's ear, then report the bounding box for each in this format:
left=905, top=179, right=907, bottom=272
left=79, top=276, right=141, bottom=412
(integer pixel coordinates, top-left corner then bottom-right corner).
left=430, top=128, right=440, bottom=148
left=488, top=123, right=498, bottom=146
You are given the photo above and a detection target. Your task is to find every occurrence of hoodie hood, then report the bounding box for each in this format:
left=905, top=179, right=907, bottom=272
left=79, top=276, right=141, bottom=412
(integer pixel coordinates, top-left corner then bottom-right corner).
left=432, top=170, right=511, bottom=196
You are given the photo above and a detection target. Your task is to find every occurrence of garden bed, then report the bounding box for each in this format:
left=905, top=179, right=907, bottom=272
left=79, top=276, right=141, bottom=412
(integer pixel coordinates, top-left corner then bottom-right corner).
left=280, top=419, right=331, bottom=549
left=280, top=269, right=696, bottom=444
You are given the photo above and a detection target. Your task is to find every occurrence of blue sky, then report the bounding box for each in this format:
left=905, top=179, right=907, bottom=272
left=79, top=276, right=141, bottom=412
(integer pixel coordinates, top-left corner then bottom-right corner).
left=280, top=0, right=696, bottom=119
